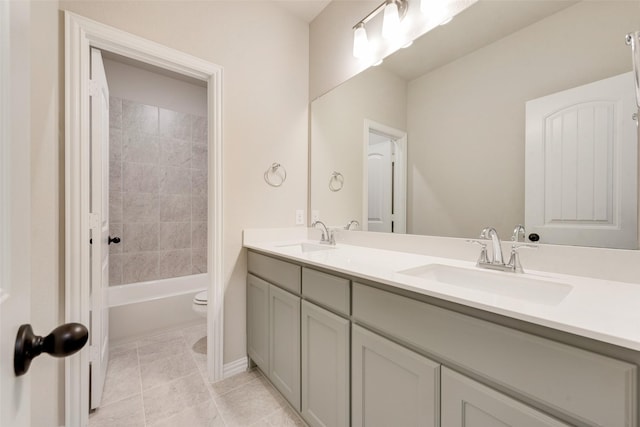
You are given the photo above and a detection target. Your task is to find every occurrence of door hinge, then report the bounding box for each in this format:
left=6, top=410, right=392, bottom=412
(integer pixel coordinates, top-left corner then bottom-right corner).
left=89, top=212, right=100, bottom=229
left=88, top=79, right=100, bottom=97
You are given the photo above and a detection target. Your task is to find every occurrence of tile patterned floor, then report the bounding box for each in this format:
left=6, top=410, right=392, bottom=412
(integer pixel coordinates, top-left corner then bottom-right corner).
left=89, top=322, right=307, bottom=426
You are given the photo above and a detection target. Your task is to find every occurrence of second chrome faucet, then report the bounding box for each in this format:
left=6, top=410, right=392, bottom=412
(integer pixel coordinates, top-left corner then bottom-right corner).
left=312, top=220, right=336, bottom=245
left=468, top=225, right=537, bottom=273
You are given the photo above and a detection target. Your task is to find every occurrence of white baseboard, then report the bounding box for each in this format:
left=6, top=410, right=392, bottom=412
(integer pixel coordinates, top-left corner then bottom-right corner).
left=223, top=357, right=248, bottom=378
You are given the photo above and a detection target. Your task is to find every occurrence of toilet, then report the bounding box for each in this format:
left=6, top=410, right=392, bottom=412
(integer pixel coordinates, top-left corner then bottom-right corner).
left=192, top=291, right=208, bottom=317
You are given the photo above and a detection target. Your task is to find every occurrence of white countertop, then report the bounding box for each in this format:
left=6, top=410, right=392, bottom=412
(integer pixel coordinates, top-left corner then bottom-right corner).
left=244, top=236, right=640, bottom=352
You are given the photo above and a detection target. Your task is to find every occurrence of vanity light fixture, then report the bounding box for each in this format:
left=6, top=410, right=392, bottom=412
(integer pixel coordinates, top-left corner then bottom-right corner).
left=352, top=0, right=409, bottom=60
left=382, top=0, right=402, bottom=39
left=353, top=23, right=370, bottom=59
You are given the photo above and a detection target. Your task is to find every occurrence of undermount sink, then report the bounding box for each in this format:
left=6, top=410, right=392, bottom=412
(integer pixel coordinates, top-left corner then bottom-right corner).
left=397, top=264, right=572, bottom=305
left=276, top=242, right=336, bottom=253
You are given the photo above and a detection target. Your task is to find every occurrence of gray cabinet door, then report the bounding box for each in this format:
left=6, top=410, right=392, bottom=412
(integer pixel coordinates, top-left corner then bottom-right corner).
left=247, top=274, right=269, bottom=373
left=352, top=324, right=440, bottom=427
left=301, top=301, right=349, bottom=427
left=269, top=284, right=301, bottom=411
left=441, top=367, right=570, bottom=427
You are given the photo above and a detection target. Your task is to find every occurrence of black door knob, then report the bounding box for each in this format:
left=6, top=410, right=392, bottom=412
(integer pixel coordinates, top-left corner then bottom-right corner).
left=528, top=233, right=540, bottom=242
left=108, top=236, right=121, bottom=245
left=14, top=323, right=88, bottom=376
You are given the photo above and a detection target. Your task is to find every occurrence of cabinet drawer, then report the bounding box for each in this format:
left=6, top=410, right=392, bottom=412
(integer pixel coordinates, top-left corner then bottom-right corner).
left=353, top=283, right=637, bottom=427
left=302, top=268, right=350, bottom=316
left=248, top=251, right=301, bottom=294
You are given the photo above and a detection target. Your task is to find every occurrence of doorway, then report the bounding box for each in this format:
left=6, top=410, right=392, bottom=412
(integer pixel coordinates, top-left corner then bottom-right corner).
left=363, top=120, right=407, bottom=233
left=65, top=12, right=223, bottom=427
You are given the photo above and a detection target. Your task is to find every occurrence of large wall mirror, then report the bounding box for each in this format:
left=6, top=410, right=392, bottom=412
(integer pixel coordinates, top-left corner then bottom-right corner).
left=311, top=0, right=640, bottom=249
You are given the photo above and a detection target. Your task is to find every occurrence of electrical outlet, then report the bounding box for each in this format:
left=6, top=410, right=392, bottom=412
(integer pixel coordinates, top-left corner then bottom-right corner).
left=312, top=210, right=320, bottom=223
left=295, top=209, right=304, bottom=225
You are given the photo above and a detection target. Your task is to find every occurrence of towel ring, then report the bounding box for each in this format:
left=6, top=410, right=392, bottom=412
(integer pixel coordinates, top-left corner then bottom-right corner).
left=264, top=163, right=287, bottom=187
left=329, top=171, right=344, bottom=192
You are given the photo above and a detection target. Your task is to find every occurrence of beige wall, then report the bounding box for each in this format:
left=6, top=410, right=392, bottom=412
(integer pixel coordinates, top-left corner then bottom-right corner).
left=309, top=0, right=377, bottom=100
left=311, top=66, right=406, bottom=226
left=407, top=1, right=637, bottom=238
left=30, top=1, right=309, bottom=424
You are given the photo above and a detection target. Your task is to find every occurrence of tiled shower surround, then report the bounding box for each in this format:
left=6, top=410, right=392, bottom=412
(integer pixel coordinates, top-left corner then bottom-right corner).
left=109, top=97, right=208, bottom=285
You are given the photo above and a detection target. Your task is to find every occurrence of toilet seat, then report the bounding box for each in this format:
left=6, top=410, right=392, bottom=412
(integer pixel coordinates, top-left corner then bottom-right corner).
left=193, top=291, right=208, bottom=305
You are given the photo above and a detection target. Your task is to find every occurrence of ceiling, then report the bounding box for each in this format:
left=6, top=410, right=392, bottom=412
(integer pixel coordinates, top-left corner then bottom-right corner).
left=382, top=0, right=579, bottom=81
left=274, top=0, right=332, bottom=23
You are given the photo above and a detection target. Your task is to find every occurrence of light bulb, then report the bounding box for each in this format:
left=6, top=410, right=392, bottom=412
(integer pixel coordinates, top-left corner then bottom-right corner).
left=382, top=1, right=401, bottom=40
left=353, top=23, right=370, bottom=59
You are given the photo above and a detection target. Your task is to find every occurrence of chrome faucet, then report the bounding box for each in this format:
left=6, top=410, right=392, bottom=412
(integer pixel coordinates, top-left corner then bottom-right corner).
left=480, top=227, right=504, bottom=265
left=312, top=220, right=335, bottom=245
left=512, top=224, right=526, bottom=243
left=345, top=220, right=359, bottom=230
left=468, top=226, right=537, bottom=273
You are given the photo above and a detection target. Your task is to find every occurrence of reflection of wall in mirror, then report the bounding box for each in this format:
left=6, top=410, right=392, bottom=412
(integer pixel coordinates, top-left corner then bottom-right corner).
left=311, top=66, right=407, bottom=226
left=407, top=1, right=638, bottom=239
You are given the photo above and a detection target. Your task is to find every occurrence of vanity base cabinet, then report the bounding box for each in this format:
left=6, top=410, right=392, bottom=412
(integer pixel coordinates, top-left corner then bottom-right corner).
left=352, top=282, right=637, bottom=426
left=351, top=324, right=440, bottom=427
left=269, top=284, right=301, bottom=411
left=247, top=274, right=270, bottom=374
left=301, top=301, right=349, bottom=427
left=441, top=368, right=569, bottom=427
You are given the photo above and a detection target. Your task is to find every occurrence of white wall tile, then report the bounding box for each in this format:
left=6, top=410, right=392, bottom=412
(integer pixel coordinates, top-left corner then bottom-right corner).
left=123, top=192, right=160, bottom=223
left=191, top=222, right=207, bottom=249
left=123, top=162, right=159, bottom=193
left=159, top=166, right=191, bottom=195
left=122, top=132, right=160, bottom=164
left=158, top=249, right=192, bottom=279
left=109, top=96, right=123, bottom=130
left=191, top=142, right=207, bottom=171
left=159, top=222, right=191, bottom=250
left=159, top=194, right=191, bottom=222
left=192, top=116, right=207, bottom=144
left=110, top=191, right=123, bottom=223
left=192, top=195, right=207, bottom=222
left=159, top=108, right=192, bottom=140
left=123, top=222, right=159, bottom=252
left=160, top=138, right=192, bottom=168
left=123, top=100, right=159, bottom=135
left=192, top=248, right=207, bottom=274
left=191, top=169, right=207, bottom=195
left=123, top=252, right=160, bottom=284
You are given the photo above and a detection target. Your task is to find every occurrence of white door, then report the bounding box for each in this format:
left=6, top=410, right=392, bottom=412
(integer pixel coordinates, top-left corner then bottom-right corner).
left=1, top=1, right=32, bottom=425
left=89, top=47, right=110, bottom=409
left=525, top=72, right=638, bottom=248
left=368, top=135, right=394, bottom=232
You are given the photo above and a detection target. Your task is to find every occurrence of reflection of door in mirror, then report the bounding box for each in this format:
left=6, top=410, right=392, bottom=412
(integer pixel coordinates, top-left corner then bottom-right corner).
left=367, top=134, right=393, bottom=232
left=364, top=121, right=407, bottom=233
left=525, top=72, right=638, bottom=249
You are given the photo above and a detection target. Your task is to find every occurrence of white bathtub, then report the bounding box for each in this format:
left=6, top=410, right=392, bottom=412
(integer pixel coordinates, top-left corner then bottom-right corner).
left=108, top=273, right=208, bottom=307
left=107, top=274, right=208, bottom=343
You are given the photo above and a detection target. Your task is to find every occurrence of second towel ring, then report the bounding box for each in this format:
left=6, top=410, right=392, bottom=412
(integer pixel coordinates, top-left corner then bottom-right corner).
left=329, top=171, right=344, bottom=192
left=264, top=163, right=287, bottom=187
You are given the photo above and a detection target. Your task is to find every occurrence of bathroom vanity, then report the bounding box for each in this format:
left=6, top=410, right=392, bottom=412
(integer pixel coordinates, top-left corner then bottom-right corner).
left=245, top=234, right=640, bottom=427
